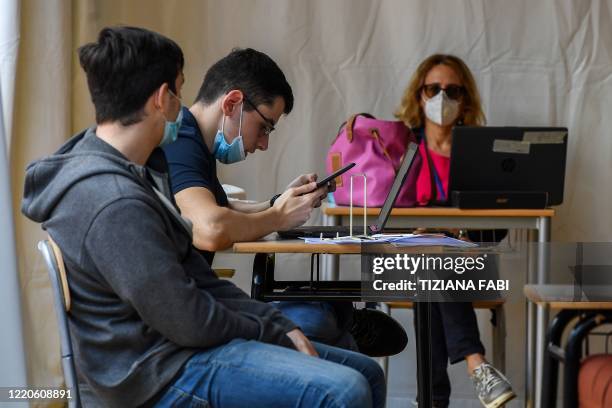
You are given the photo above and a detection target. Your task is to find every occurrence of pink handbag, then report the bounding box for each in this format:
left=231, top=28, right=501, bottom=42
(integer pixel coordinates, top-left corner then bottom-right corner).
left=326, top=113, right=418, bottom=207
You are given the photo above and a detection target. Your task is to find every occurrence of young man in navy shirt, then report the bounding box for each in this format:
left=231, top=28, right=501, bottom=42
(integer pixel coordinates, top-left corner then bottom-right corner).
left=163, top=48, right=407, bottom=357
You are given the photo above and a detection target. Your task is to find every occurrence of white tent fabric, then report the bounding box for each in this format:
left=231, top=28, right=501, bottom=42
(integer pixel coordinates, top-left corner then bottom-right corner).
left=0, top=0, right=18, bottom=149
left=9, top=0, right=612, bottom=405
left=10, top=0, right=72, bottom=402
left=0, top=0, right=28, bottom=399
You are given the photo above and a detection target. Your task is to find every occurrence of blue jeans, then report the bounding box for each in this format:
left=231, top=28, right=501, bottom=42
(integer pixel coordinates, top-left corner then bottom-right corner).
left=153, top=339, right=386, bottom=408
left=273, top=301, right=358, bottom=351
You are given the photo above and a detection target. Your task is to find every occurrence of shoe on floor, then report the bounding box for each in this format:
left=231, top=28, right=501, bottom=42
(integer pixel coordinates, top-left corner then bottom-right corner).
left=471, top=363, right=516, bottom=408
left=412, top=399, right=447, bottom=407
left=349, top=308, right=408, bottom=357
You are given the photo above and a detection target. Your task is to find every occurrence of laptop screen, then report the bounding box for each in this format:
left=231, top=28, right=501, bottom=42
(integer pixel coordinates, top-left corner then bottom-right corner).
left=370, top=142, right=419, bottom=232
left=448, top=127, right=568, bottom=205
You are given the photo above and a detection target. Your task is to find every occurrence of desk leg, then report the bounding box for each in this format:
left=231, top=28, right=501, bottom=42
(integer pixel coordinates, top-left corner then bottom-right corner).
left=322, top=213, right=340, bottom=281
left=414, top=302, right=433, bottom=407
left=535, top=217, right=551, bottom=408
left=526, top=230, right=536, bottom=408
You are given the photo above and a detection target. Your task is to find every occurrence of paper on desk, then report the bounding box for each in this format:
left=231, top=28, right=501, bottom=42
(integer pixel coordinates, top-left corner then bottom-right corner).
left=302, top=233, right=477, bottom=248
left=301, top=236, right=373, bottom=244
left=384, top=234, right=477, bottom=248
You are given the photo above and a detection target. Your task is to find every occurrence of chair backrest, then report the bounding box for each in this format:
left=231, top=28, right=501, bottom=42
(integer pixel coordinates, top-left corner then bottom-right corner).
left=38, top=238, right=81, bottom=407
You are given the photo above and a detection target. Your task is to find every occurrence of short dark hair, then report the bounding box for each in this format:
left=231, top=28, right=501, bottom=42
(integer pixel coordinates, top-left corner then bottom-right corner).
left=78, top=26, right=184, bottom=125
left=195, top=48, right=294, bottom=114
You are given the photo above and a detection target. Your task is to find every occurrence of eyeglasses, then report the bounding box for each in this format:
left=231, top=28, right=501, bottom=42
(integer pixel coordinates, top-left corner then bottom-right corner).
left=244, top=96, right=276, bottom=136
left=421, top=83, right=466, bottom=100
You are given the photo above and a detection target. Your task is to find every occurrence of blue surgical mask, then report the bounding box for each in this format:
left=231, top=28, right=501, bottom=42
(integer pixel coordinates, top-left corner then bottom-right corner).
left=159, top=90, right=183, bottom=147
left=212, top=102, right=246, bottom=164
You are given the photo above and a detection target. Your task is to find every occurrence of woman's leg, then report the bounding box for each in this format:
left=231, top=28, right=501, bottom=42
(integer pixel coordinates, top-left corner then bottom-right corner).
left=438, top=302, right=515, bottom=408
left=438, top=302, right=485, bottom=366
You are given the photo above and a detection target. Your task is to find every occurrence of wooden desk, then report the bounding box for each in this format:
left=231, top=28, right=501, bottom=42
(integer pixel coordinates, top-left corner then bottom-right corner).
left=323, top=205, right=555, bottom=218
left=235, top=238, right=363, bottom=254
left=524, top=284, right=612, bottom=310
left=234, top=237, right=443, bottom=254
left=322, top=203, right=555, bottom=408
left=234, top=237, right=443, bottom=407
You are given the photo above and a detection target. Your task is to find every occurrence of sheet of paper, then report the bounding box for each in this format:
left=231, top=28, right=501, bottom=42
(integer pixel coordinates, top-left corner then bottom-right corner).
left=302, top=233, right=477, bottom=247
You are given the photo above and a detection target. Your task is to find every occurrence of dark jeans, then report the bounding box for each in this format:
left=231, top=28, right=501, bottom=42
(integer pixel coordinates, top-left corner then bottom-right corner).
left=273, top=301, right=358, bottom=351
left=414, top=302, right=485, bottom=407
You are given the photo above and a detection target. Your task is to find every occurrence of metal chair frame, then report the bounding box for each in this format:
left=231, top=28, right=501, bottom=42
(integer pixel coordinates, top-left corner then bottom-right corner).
left=38, top=239, right=81, bottom=408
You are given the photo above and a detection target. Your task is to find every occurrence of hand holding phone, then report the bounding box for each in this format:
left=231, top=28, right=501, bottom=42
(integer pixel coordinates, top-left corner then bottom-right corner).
left=315, top=162, right=356, bottom=189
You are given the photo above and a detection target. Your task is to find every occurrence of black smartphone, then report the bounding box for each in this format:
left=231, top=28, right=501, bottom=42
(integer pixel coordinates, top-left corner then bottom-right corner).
left=316, top=162, right=356, bottom=189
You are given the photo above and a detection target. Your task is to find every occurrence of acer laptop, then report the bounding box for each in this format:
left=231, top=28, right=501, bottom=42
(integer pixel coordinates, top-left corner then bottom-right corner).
left=448, top=126, right=568, bottom=208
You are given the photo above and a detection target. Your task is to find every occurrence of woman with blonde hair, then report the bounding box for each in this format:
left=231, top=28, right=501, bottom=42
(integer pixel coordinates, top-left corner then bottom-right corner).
left=395, top=54, right=515, bottom=408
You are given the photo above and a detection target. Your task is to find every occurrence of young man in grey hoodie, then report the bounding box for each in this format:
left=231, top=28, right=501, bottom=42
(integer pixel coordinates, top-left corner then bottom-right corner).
left=21, top=26, right=385, bottom=407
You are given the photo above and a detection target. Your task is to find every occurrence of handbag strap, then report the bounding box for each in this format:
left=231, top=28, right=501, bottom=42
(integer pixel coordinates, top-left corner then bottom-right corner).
left=421, top=137, right=447, bottom=205
left=345, top=112, right=376, bottom=142
left=369, top=128, right=400, bottom=173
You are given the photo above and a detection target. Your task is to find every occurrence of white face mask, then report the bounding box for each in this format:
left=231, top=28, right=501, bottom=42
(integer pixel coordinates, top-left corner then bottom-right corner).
left=424, top=91, right=460, bottom=126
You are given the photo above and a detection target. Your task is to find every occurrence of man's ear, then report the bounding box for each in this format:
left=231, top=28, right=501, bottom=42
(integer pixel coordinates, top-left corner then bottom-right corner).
left=142, top=84, right=164, bottom=119
left=220, top=90, right=244, bottom=116
left=152, top=82, right=171, bottom=111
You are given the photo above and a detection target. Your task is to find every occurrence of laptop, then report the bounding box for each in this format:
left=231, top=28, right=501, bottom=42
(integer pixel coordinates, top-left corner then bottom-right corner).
left=278, top=141, right=419, bottom=239
left=447, top=126, right=568, bottom=207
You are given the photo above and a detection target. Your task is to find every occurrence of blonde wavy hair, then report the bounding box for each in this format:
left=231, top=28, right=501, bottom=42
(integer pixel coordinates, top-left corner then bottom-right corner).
left=394, top=54, right=486, bottom=128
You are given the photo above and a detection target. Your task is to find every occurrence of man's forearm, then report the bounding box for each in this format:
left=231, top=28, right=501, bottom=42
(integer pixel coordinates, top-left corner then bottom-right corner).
left=192, top=206, right=282, bottom=251
left=228, top=198, right=270, bottom=213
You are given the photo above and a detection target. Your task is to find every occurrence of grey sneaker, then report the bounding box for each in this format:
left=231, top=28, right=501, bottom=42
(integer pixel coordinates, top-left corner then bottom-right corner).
left=471, top=363, right=516, bottom=408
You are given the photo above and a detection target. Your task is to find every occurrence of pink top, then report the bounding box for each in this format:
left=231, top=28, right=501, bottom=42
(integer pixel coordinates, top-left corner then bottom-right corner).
left=416, top=141, right=451, bottom=206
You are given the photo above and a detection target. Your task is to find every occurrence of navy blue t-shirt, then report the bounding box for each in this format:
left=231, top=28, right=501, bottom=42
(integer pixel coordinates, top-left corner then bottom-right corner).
left=163, top=107, right=228, bottom=263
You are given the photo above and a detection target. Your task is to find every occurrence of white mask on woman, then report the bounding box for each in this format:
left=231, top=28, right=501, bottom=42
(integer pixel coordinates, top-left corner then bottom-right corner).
left=424, top=91, right=460, bottom=126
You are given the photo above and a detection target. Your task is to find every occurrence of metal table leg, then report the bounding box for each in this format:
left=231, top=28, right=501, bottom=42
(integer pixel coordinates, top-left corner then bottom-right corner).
left=414, top=301, right=433, bottom=407
left=525, top=229, right=536, bottom=407
left=322, top=213, right=340, bottom=281
left=535, top=217, right=551, bottom=408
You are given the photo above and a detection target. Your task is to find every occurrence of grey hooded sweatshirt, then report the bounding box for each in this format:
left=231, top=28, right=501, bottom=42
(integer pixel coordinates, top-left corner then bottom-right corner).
left=22, top=129, right=297, bottom=407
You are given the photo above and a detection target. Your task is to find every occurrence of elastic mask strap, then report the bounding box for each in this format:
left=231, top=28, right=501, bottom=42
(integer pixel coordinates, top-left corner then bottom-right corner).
left=220, top=102, right=243, bottom=135
left=238, top=102, right=244, bottom=135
